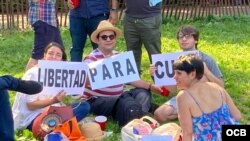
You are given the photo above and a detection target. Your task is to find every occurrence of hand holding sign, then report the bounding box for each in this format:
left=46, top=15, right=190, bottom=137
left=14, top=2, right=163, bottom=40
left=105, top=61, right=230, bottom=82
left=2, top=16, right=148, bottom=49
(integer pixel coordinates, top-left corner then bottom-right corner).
left=151, top=50, right=199, bottom=86
left=53, top=90, right=65, bottom=104
left=149, top=64, right=157, bottom=76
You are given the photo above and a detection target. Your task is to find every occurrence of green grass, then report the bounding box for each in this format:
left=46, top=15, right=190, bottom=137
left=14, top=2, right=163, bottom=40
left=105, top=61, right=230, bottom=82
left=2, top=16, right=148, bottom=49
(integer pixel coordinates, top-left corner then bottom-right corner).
left=0, top=15, right=250, bottom=140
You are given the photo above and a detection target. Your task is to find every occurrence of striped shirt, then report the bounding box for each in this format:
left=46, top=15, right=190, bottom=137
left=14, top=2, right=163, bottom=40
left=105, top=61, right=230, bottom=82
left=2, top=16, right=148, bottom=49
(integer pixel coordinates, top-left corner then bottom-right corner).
left=84, top=48, right=124, bottom=98
left=28, top=0, right=57, bottom=27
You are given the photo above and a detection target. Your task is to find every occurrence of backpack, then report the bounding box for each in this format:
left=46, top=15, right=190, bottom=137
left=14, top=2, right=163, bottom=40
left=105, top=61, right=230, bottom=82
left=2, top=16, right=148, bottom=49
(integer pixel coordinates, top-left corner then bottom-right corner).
left=32, top=106, right=74, bottom=140
left=114, top=91, right=144, bottom=127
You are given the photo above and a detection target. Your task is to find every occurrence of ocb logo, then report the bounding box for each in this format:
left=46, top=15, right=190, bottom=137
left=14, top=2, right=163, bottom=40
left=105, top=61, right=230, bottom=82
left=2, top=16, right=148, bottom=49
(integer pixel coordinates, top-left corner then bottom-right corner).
left=222, top=125, right=249, bottom=140
left=226, top=129, right=246, bottom=136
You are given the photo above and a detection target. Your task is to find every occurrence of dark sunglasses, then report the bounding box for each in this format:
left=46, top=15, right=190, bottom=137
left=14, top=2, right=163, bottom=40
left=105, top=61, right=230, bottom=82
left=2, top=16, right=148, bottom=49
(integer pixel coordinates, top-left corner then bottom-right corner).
left=99, top=34, right=116, bottom=40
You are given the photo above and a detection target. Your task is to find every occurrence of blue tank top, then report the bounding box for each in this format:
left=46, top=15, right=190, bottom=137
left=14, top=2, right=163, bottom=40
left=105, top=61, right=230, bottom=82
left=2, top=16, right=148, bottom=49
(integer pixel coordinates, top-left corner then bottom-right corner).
left=186, top=91, right=240, bottom=141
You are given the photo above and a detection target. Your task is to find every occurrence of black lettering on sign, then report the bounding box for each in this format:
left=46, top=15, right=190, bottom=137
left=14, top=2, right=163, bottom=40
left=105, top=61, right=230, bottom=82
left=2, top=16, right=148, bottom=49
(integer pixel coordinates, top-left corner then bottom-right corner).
left=38, top=68, right=87, bottom=88
left=79, top=70, right=86, bottom=87
left=55, top=69, right=61, bottom=87
left=165, top=60, right=175, bottom=78
left=38, top=68, right=43, bottom=85
left=112, top=61, right=123, bottom=77
left=89, top=68, right=97, bottom=82
left=68, top=70, right=74, bottom=87
left=48, top=69, right=54, bottom=87
left=155, top=60, right=175, bottom=79
left=126, top=59, right=136, bottom=75
left=103, top=64, right=112, bottom=80
left=73, top=70, right=80, bottom=87
left=155, top=61, right=164, bottom=78
left=61, top=70, right=68, bottom=87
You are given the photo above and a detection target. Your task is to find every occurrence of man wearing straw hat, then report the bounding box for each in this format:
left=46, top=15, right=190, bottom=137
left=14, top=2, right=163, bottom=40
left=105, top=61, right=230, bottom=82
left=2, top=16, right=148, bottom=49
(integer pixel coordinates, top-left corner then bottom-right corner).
left=83, top=20, right=163, bottom=120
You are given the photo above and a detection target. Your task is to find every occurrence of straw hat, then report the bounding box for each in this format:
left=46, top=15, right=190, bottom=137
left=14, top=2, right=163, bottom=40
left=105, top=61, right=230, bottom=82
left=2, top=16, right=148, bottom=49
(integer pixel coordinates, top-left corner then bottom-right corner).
left=91, top=20, right=121, bottom=43
left=80, top=122, right=106, bottom=141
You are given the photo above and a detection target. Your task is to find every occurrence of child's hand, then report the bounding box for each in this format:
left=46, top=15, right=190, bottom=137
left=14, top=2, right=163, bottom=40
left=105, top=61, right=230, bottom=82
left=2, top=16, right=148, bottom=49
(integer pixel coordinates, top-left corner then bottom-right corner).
left=149, top=64, right=156, bottom=76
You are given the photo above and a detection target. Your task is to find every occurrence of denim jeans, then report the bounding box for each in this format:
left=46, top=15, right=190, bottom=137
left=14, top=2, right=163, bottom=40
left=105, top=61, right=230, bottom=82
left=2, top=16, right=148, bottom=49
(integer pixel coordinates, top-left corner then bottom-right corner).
left=0, top=75, right=19, bottom=141
left=71, top=101, right=91, bottom=122
left=88, top=88, right=152, bottom=117
left=128, top=88, right=152, bottom=112
left=69, top=14, right=108, bottom=62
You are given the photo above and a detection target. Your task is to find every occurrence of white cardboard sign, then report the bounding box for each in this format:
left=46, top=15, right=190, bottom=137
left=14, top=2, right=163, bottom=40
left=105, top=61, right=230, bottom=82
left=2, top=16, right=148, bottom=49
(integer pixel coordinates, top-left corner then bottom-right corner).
left=38, top=60, right=89, bottom=95
left=87, top=51, right=140, bottom=90
left=152, top=50, right=199, bottom=86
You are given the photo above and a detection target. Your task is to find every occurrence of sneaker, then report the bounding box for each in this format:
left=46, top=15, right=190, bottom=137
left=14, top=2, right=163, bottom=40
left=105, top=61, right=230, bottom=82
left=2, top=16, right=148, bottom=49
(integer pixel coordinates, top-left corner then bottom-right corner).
left=15, top=79, right=43, bottom=94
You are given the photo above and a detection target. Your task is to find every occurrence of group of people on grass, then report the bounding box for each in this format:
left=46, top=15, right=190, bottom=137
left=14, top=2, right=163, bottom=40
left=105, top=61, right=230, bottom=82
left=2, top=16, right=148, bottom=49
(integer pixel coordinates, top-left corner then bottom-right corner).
left=1, top=0, right=242, bottom=141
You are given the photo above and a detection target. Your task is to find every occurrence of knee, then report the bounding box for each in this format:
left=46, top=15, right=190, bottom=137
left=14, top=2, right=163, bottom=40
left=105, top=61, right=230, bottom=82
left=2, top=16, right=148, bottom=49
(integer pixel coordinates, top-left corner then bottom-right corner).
left=154, top=109, right=166, bottom=123
left=76, top=102, right=91, bottom=114
left=81, top=102, right=91, bottom=112
left=136, top=88, right=151, bottom=98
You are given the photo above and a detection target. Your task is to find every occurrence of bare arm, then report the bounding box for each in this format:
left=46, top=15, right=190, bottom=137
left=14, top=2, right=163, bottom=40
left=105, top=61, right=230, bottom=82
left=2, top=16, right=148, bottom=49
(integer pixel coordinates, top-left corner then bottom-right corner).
left=177, top=91, right=193, bottom=141
left=26, top=90, right=65, bottom=110
left=67, top=0, right=75, bottom=10
left=203, top=62, right=224, bottom=87
left=149, top=63, right=177, bottom=93
left=149, top=64, right=157, bottom=76
left=223, top=89, right=242, bottom=120
left=130, top=80, right=162, bottom=94
left=109, top=0, right=119, bottom=25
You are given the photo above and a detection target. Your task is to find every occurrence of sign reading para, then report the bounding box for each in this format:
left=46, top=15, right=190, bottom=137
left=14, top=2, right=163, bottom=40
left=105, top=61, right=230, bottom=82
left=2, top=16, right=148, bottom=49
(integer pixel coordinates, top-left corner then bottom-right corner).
left=38, top=60, right=89, bottom=95
left=152, top=50, right=199, bottom=86
left=88, top=51, right=140, bottom=90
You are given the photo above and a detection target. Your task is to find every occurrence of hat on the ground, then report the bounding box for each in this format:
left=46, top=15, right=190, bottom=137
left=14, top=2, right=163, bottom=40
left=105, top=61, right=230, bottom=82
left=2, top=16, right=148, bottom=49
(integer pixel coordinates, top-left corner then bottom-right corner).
left=91, top=20, right=121, bottom=43
left=80, top=122, right=106, bottom=141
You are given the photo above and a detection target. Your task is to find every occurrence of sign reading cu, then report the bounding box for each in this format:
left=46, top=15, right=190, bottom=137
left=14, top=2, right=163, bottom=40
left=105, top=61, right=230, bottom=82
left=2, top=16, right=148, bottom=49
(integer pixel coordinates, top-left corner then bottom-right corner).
left=152, top=50, right=199, bottom=86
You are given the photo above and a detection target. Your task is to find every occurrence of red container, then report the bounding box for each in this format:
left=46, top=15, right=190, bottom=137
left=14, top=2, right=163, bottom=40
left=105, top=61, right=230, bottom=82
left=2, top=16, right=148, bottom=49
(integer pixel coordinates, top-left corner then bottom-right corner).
left=161, top=87, right=170, bottom=97
left=72, top=0, right=79, bottom=8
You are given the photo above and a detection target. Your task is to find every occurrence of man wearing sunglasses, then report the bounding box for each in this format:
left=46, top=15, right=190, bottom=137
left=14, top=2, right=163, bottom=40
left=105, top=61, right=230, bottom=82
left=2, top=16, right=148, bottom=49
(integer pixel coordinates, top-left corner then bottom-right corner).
left=152, top=25, right=224, bottom=123
left=83, top=20, right=163, bottom=121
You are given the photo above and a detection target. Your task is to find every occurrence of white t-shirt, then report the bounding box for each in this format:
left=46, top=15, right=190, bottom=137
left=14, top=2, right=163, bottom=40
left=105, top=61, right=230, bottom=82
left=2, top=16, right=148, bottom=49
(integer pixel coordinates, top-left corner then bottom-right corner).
left=12, top=66, right=60, bottom=130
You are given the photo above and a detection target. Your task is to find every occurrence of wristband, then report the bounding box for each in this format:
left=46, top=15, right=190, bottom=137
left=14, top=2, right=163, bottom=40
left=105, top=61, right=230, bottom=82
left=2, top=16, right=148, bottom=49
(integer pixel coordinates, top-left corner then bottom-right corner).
left=148, top=83, right=152, bottom=91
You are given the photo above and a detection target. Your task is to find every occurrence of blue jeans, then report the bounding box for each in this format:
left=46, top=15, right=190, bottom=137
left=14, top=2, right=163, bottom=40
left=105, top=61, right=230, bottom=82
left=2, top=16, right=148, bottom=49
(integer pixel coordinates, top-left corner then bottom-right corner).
left=0, top=75, right=19, bottom=141
left=71, top=101, right=91, bottom=122
left=88, top=88, right=152, bottom=116
left=69, top=14, right=108, bottom=62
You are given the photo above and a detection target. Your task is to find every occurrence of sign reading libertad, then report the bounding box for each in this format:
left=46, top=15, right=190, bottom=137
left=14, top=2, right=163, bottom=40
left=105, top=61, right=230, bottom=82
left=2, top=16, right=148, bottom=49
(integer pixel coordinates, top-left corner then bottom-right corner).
left=38, top=60, right=89, bottom=95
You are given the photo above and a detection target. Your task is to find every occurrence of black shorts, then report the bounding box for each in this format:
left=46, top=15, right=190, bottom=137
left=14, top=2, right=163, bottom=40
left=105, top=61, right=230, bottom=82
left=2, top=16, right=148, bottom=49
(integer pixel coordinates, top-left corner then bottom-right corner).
left=31, top=20, right=63, bottom=59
